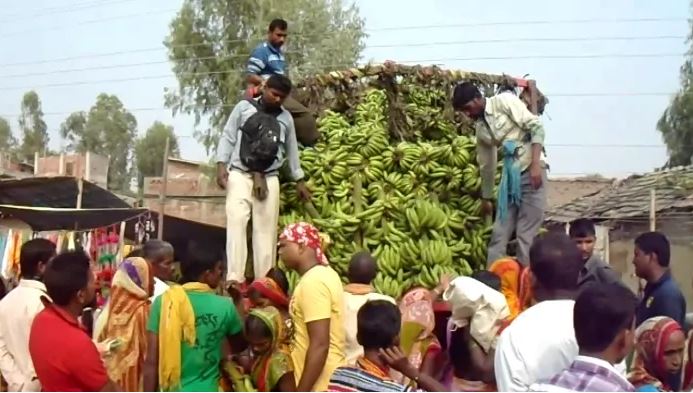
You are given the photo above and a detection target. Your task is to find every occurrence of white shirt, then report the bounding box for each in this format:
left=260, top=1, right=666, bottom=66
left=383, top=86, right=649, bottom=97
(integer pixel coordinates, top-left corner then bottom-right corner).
left=0, top=280, right=47, bottom=392
left=342, top=289, right=396, bottom=365
left=151, top=277, right=169, bottom=301
left=494, top=300, right=578, bottom=392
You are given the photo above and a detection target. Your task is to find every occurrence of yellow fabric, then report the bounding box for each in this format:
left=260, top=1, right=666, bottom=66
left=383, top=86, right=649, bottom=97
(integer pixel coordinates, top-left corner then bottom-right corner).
left=158, top=282, right=213, bottom=391
left=289, top=265, right=345, bottom=391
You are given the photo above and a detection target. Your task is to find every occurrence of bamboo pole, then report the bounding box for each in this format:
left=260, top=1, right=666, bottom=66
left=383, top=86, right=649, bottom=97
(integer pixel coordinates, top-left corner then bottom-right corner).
left=157, top=137, right=170, bottom=240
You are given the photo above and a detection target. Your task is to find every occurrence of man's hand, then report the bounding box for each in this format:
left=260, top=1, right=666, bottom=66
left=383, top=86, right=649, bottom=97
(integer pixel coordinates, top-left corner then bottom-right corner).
left=380, top=346, right=418, bottom=379
left=481, top=199, right=494, bottom=217
left=252, top=172, right=268, bottom=201
left=529, top=162, right=543, bottom=190
left=216, top=164, right=229, bottom=190
left=296, top=181, right=311, bottom=201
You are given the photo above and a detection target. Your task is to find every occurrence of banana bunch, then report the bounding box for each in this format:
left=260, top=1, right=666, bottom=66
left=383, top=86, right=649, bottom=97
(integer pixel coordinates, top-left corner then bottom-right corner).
left=276, top=84, right=495, bottom=296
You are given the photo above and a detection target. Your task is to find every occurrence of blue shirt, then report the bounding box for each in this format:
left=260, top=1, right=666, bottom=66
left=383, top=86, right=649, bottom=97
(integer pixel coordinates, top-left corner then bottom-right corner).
left=214, top=99, right=304, bottom=181
left=247, top=42, right=285, bottom=78
left=636, top=271, right=686, bottom=328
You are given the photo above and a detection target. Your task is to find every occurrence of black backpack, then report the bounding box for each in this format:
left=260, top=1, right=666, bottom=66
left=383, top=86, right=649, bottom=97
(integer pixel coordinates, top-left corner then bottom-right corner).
left=239, top=99, right=282, bottom=172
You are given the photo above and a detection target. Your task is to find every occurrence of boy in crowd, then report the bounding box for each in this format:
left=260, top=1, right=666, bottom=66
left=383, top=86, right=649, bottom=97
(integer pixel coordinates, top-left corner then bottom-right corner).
left=569, top=218, right=622, bottom=288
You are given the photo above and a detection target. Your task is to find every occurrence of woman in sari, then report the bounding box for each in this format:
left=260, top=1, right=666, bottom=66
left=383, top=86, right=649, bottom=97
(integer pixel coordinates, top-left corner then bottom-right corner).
left=93, top=257, right=153, bottom=392
left=244, top=306, right=295, bottom=392
left=682, top=330, right=693, bottom=391
left=488, top=257, right=533, bottom=323
left=628, top=316, right=686, bottom=392
left=393, top=287, right=443, bottom=384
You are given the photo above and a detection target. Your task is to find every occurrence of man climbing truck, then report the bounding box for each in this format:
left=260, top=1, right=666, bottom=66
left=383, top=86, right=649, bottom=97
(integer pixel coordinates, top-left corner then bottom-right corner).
left=246, top=18, right=320, bottom=146
left=452, top=82, right=548, bottom=267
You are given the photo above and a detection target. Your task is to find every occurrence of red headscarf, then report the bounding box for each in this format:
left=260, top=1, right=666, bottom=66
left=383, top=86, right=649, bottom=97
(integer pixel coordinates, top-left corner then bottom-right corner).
left=249, top=277, right=289, bottom=307
left=279, top=222, right=329, bottom=266
left=628, top=316, right=684, bottom=391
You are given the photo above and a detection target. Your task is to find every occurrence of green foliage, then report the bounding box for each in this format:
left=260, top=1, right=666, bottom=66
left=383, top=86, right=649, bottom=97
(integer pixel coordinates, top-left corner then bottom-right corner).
left=60, top=93, right=137, bottom=191
left=18, top=91, right=49, bottom=163
left=658, top=61, right=693, bottom=167
left=658, top=6, right=693, bottom=168
left=134, top=121, right=180, bottom=189
left=164, top=0, right=366, bottom=153
left=0, top=117, right=17, bottom=153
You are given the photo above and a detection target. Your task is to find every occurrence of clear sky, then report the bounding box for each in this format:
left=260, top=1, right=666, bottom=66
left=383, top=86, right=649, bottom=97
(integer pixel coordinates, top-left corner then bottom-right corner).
left=0, top=0, right=689, bottom=178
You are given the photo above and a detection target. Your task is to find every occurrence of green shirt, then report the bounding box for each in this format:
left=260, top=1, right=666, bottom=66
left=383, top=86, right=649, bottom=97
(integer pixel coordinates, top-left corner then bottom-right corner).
left=148, top=290, right=243, bottom=392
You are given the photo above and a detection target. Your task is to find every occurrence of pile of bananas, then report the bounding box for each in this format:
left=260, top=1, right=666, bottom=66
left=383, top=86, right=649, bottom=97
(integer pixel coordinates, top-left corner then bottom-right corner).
left=278, top=87, right=493, bottom=298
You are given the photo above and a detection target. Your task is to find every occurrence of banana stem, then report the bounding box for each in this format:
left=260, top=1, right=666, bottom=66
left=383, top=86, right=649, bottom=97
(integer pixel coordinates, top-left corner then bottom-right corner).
left=352, top=174, right=364, bottom=248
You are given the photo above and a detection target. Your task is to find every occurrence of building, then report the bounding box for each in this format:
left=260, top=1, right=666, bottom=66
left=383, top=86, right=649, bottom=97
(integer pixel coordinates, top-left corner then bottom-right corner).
left=0, top=152, right=34, bottom=179
left=546, top=166, right=693, bottom=310
left=35, top=152, right=110, bottom=189
left=142, top=157, right=225, bottom=227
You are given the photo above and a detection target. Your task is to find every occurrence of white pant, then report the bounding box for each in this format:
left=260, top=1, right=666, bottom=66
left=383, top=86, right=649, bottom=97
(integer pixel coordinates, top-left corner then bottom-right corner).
left=225, top=170, right=280, bottom=282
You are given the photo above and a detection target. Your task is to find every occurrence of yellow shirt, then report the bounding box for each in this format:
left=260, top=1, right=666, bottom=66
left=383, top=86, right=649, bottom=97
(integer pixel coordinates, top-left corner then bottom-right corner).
left=289, top=265, right=346, bottom=391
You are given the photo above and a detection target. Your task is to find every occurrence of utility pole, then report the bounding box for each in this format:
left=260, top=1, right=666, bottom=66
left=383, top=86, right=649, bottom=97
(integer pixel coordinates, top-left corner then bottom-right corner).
left=157, top=137, right=170, bottom=240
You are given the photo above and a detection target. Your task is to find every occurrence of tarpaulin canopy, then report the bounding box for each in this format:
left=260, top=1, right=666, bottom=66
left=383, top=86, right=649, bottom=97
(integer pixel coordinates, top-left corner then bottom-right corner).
left=0, top=204, right=148, bottom=231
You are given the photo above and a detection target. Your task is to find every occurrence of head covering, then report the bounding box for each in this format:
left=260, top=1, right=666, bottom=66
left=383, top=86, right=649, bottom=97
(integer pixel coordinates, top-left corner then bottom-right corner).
left=93, top=257, right=152, bottom=391
left=279, top=222, right=329, bottom=265
left=393, top=288, right=440, bottom=384
left=248, top=307, right=291, bottom=392
left=250, top=277, right=289, bottom=308
left=489, top=257, right=533, bottom=322
left=443, top=276, right=510, bottom=352
left=683, top=331, right=693, bottom=391
left=628, top=316, right=684, bottom=391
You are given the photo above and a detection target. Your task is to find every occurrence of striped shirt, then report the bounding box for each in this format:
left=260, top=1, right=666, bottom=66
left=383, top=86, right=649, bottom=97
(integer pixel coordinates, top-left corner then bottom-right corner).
left=328, top=366, right=420, bottom=392
left=529, top=356, right=634, bottom=392
left=247, top=42, right=285, bottom=78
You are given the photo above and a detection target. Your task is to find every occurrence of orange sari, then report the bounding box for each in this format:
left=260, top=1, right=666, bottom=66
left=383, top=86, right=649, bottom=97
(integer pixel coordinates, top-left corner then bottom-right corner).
left=488, top=257, right=533, bottom=323
left=94, top=257, right=152, bottom=392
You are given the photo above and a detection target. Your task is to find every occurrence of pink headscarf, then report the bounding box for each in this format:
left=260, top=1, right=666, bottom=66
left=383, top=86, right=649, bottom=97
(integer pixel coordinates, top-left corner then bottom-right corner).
left=279, top=222, right=329, bottom=265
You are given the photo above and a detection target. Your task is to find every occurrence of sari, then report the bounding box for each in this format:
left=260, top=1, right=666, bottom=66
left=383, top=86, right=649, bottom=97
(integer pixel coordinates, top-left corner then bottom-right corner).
left=249, top=277, right=292, bottom=352
left=392, top=288, right=441, bottom=384
left=682, top=330, right=693, bottom=391
left=249, top=307, right=293, bottom=392
left=627, top=316, right=684, bottom=392
left=488, top=257, right=533, bottom=322
left=93, top=257, right=152, bottom=392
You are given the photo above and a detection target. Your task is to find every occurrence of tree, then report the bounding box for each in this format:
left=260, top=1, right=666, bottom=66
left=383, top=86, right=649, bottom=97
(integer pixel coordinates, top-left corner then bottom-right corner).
left=0, top=117, right=17, bottom=153
left=18, top=91, right=49, bottom=162
left=658, top=7, right=693, bottom=167
left=164, top=0, right=366, bottom=152
left=134, top=121, right=180, bottom=189
left=60, top=94, right=137, bottom=191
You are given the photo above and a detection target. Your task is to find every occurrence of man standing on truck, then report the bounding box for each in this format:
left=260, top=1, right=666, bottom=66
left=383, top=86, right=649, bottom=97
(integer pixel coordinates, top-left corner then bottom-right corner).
left=246, top=18, right=320, bottom=146
left=452, top=82, right=547, bottom=266
left=216, top=74, right=311, bottom=288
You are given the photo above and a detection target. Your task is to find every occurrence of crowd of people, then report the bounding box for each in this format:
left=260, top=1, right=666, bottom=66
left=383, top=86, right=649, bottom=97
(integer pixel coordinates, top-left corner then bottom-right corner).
left=0, top=218, right=691, bottom=392
left=1, top=15, right=692, bottom=393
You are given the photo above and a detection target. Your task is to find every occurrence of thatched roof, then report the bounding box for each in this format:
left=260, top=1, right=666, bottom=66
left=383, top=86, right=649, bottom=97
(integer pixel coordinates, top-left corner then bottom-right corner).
left=545, top=166, right=693, bottom=224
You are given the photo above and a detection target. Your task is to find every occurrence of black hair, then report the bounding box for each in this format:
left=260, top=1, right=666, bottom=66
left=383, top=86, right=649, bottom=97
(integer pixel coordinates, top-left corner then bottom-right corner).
left=142, top=240, right=173, bottom=264
left=0, top=278, right=6, bottom=300
left=266, top=267, right=289, bottom=294
left=529, top=231, right=583, bottom=291
left=452, top=82, right=482, bottom=110
left=266, top=74, right=292, bottom=95
left=635, top=232, right=670, bottom=267
left=569, top=218, right=596, bottom=238
left=574, top=283, right=638, bottom=353
left=471, top=270, right=501, bottom=292
left=180, top=242, right=221, bottom=282
left=20, top=238, right=56, bottom=279
left=269, top=18, right=288, bottom=32
left=245, top=313, right=273, bottom=339
left=43, top=251, right=92, bottom=306
left=348, top=251, right=377, bottom=285
left=357, top=300, right=401, bottom=350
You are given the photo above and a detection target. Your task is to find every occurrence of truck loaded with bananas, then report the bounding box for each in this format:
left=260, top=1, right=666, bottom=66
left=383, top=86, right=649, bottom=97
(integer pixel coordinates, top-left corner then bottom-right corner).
left=275, top=64, right=514, bottom=299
